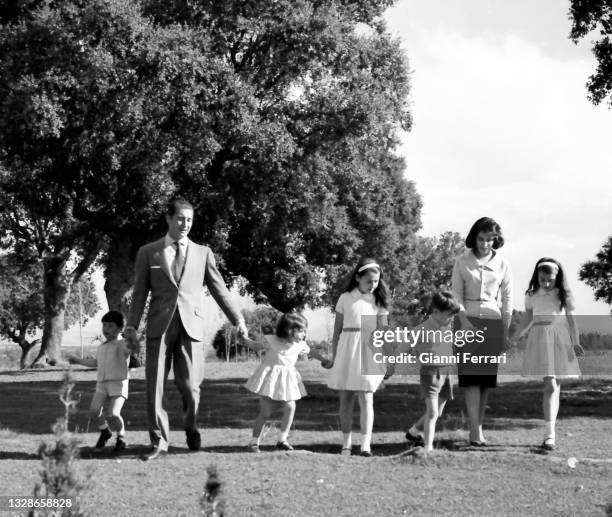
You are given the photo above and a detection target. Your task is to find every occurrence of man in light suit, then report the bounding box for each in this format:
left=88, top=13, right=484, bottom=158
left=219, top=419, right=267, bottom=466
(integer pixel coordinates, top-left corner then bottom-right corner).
left=125, top=197, right=248, bottom=460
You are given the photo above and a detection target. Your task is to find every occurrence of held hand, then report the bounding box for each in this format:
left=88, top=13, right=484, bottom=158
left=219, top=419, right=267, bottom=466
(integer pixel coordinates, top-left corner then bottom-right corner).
left=321, top=359, right=333, bottom=369
left=569, top=343, right=584, bottom=361
left=124, top=327, right=138, bottom=346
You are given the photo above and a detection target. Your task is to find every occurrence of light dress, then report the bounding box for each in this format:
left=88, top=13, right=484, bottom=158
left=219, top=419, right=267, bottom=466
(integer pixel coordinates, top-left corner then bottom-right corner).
left=245, top=335, right=310, bottom=401
left=326, top=289, right=388, bottom=391
left=521, top=288, right=580, bottom=378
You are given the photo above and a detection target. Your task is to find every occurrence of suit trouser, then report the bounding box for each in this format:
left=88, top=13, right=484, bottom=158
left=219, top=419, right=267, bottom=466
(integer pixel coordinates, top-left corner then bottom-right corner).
left=145, top=310, right=205, bottom=450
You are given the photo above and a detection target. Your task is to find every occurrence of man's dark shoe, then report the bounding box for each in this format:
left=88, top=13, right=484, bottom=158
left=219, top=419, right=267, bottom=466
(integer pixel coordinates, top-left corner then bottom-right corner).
left=186, top=429, right=201, bottom=451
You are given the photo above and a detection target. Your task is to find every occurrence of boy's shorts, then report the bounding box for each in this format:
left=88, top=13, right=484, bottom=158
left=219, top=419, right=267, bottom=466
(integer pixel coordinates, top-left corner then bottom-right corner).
left=96, top=380, right=128, bottom=399
left=419, top=367, right=454, bottom=400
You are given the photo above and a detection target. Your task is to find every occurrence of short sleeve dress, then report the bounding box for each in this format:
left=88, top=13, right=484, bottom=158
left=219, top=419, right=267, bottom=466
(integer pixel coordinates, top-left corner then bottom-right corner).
left=245, top=335, right=310, bottom=401
left=521, top=288, right=580, bottom=378
left=326, top=289, right=389, bottom=391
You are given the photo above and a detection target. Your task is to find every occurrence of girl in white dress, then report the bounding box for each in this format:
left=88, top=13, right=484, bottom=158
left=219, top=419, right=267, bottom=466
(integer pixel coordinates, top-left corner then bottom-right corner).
left=327, top=258, right=393, bottom=457
left=511, top=258, right=584, bottom=451
left=244, top=313, right=329, bottom=452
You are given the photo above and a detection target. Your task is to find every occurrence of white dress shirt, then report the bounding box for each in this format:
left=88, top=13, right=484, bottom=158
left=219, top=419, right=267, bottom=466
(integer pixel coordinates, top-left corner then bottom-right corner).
left=164, top=234, right=189, bottom=279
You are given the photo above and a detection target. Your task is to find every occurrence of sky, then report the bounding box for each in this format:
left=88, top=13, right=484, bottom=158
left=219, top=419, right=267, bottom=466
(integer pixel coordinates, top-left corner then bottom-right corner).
left=48, top=1, right=612, bottom=348
left=384, top=0, right=612, bottom=317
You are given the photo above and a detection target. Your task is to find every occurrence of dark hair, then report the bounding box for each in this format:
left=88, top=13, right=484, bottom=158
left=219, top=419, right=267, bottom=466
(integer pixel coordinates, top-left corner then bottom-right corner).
left=465, top=217, right=505, bottom=249
left=101, top=310, right=125, bottom=328
left=428, top=290, right=460, bottom=315
left=342, top=257, right=390, bottom=309
left=166, top=197, right=194, bottom=216
left=276, top=312, right=308, bottom=339
left=526, top=257, right=570, bottom=309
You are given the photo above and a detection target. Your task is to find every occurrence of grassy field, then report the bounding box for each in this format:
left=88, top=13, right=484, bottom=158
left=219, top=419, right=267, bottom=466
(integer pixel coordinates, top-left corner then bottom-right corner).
left=1, top=354, right=612, bottom=516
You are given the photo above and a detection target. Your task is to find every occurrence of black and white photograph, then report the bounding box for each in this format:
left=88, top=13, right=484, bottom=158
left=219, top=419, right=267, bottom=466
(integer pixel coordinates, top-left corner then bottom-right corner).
left=1, top=0, right=611, bottom=515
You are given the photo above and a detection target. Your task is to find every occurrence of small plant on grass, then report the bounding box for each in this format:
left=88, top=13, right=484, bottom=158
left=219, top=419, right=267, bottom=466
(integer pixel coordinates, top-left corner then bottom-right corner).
left=29, top=369, right=90, bottom=517
left=200, top=465, right=225, bottom=517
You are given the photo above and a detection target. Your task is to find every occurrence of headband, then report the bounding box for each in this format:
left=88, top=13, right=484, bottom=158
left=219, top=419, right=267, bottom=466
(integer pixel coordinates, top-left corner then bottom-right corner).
left=537, top=261, right=559, bottom=271
left=358, top=262, right=380, bottom=273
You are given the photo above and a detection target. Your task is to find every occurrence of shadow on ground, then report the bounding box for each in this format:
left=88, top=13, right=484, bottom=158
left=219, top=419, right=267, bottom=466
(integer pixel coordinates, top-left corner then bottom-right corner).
left=1, top=375, right=611, bottom=435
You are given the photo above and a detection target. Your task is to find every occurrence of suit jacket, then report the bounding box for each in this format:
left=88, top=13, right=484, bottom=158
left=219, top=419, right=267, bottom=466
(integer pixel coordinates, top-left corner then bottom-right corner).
left=127, top=237, right=242, bottom=341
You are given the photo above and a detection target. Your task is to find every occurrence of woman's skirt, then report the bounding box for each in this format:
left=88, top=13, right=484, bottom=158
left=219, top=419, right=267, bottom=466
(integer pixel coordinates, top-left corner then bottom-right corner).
left=454, top=316, right=504, bottom=388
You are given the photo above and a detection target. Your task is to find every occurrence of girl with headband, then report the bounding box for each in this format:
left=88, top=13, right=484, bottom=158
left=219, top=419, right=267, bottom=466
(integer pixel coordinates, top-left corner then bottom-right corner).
left=510, top=257, right=583, bottom=451
left=326, top=257, right=393, bottom=457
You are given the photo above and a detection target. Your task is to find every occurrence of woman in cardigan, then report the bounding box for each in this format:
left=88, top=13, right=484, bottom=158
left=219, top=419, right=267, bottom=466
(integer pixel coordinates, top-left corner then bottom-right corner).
left=451, top=217, right=513, bottom=446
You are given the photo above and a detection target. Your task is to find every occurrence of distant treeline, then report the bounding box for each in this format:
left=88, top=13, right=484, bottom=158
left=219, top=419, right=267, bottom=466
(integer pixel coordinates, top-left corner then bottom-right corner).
left=579, top=332, right=612, bottom=351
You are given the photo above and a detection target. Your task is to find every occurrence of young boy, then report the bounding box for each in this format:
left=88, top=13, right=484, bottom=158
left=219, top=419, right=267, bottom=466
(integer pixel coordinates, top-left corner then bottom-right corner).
left=405, top=291, right=460, bottom=452
left=67, top=310, right=136, bottom=452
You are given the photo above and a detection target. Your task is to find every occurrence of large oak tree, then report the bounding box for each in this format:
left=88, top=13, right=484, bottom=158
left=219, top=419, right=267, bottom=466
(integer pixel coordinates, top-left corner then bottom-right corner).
left=1, top=0, right=421, bottom=364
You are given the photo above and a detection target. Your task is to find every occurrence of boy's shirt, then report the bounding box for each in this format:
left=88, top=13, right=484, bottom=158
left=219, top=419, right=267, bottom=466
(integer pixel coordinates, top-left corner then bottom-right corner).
left=413, top=316, right=454, bottom=369
left=96, top=339, right=131, bottom=382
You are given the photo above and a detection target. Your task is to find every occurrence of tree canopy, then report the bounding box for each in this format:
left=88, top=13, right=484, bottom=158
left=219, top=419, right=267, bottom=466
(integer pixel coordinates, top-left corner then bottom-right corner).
left=569, top=0, right=612, bottom=106
left=580, top=235, right=612, bottom=307
left=0, top=0, right=420, bottom=362
left=390, top=231, right=466, bottom=325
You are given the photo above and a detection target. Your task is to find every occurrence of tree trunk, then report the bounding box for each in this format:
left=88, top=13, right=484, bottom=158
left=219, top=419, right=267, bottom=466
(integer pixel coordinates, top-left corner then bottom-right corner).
left=19, top=338, right=39, bottom=369
left=103, top=235, right=139, bottom=314
left=1, top=323, right=39, bottom=369
left=31, top=255, right=70, bottom=367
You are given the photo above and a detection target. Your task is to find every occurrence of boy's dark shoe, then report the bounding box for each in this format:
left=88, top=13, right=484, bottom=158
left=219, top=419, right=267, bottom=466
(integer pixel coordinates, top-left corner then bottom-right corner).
left=93, top=427, right=112, bottom=452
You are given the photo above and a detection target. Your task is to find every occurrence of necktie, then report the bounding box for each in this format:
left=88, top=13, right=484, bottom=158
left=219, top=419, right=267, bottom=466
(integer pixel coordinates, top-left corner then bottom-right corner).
left=173, top=241, right=184, bottom=282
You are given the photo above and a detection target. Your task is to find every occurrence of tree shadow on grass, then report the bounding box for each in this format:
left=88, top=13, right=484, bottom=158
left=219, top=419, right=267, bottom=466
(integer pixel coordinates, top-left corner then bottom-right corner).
left=1, top=377, right=610, bottom=436
left=0, top=451, right=41, bottom=460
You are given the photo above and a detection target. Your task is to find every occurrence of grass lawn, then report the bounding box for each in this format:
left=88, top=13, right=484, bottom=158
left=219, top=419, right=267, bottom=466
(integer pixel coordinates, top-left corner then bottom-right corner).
left=1, top=355, right=612, bottom=516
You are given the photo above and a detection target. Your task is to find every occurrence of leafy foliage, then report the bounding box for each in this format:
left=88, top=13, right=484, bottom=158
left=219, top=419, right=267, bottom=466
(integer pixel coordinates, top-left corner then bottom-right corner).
left=200, top=465, right=225, bottom=517
left=579, top=235, right=612, bottom=306
left=211, top=306, right=281, bottom=360
left=0, top=254, right=100, bottom=367
left=0, top=0, right=419, bottom=343
left=390, top=232, right=466, bottom=325
left=569, top=0, right=612, bottom=106
left=139, top=0, right=421, bottom=311
left=30, top=370, right=90, bottom=516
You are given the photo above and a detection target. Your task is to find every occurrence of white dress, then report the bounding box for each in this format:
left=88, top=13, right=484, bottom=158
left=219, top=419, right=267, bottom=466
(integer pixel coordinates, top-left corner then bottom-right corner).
left=326, top=289, right=388, bottom=391
left=521, top=288, right=580, bottom=378
left=245, top=335, right=310, bottom=401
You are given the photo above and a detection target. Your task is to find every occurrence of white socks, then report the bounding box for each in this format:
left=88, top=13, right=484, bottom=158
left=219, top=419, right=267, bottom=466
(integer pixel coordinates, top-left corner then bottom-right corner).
left=361, top=433, right=372, bottom=452
left=278, top=430, right=289, bottom=443
left=342, top=433, right=352, bottom=449
left=342, top=432, right=373, bottom=451
left=544, top=421, right=555, bottom=441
